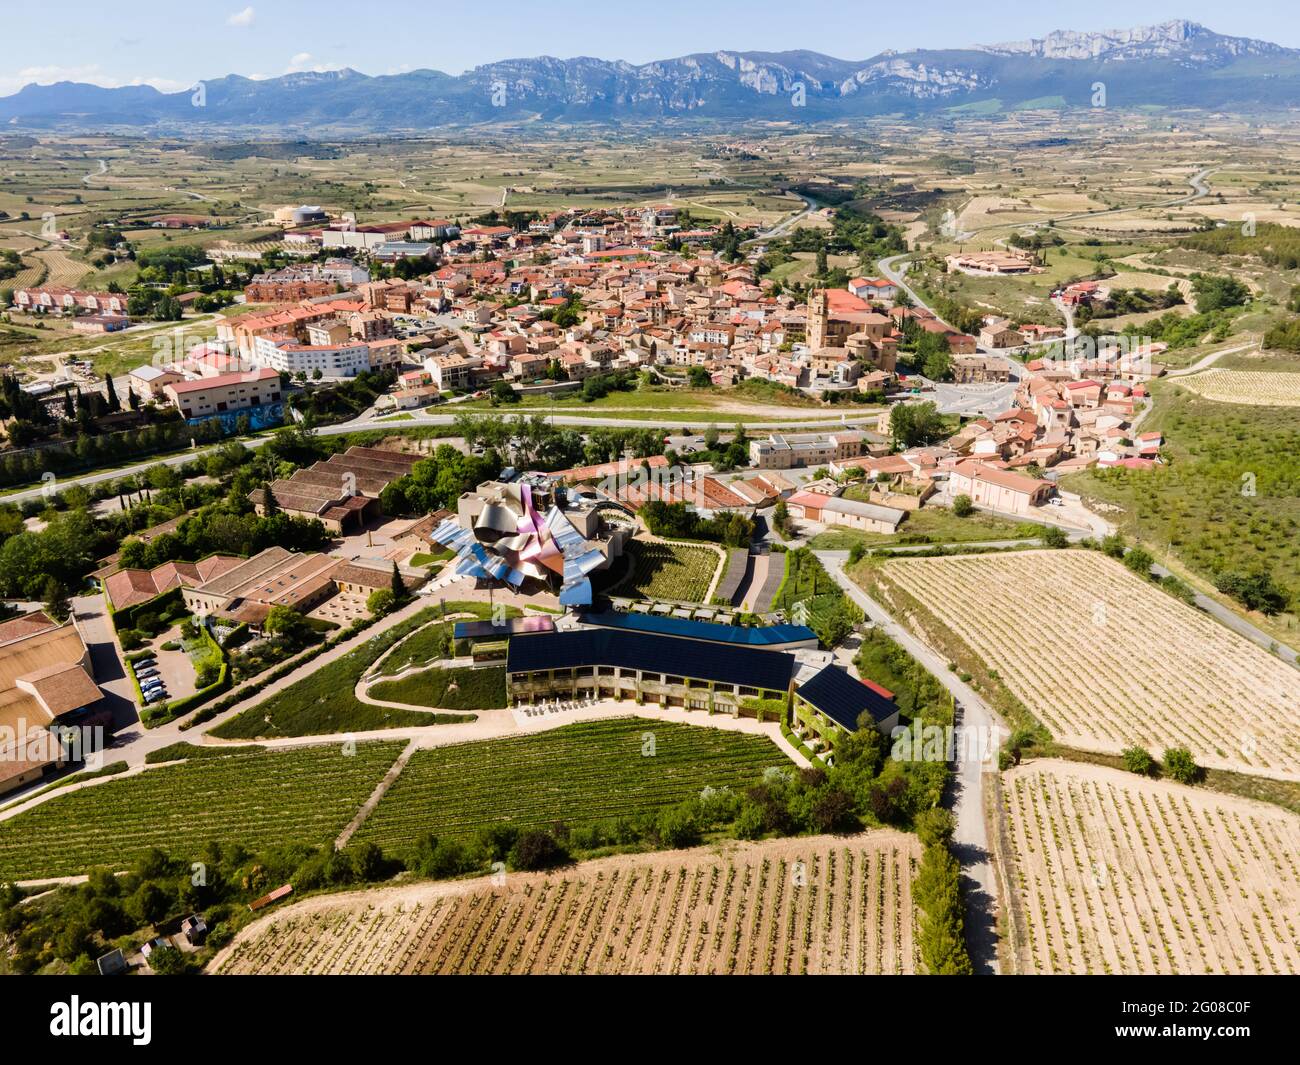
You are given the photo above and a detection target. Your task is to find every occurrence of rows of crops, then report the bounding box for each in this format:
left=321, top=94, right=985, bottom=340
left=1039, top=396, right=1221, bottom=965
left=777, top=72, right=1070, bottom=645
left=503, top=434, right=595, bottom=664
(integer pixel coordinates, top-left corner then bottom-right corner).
left=1181, top=368, right=1300, bottom=408
left=620, top=541, right=719, bottom=603
left=880, top=550, right=1300, bottom=777
left=1004, top=761, right=1300, bottom=974
left=354, top=718, right=786, bottom=855
left=0, top=742, right=405, bottom=881
left=214, top=834, right=920, bottom=975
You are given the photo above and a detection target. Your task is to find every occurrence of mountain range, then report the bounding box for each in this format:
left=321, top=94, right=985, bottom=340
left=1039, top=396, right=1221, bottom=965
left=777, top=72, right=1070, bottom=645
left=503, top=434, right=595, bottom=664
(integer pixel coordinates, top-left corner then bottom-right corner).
left=3, top=20, right=1298, bottom=131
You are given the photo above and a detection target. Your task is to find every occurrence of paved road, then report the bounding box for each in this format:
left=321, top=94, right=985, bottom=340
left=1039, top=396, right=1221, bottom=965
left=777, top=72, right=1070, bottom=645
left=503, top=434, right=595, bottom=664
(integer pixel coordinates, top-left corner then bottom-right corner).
left=751, top=192, right=820, bottom=241
left=818, top=552, right=1002, bottom=974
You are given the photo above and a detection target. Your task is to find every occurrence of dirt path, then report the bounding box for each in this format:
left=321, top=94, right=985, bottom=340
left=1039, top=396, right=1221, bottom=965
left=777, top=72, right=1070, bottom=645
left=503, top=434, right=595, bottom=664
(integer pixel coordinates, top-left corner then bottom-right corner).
left=335, top=739, right=417, bottom=848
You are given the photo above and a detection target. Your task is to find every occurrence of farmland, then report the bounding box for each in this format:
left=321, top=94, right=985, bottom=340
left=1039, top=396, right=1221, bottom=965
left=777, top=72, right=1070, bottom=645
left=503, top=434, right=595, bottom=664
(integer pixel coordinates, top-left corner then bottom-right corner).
left=870, top=550, right=1300, bottom=778
left=1179, top=368, right=1300, bottom=407
left=617, top=540, right=720, bottom=603
left=1002, top=760, right=1300, bottom=974
left=1063, top=390, right=1300, bottom=645
left=211, top=833, right=920, bottom=975
left=353, top=718, right=787, bottom=856
left=0, top=742, right=405, bottom=881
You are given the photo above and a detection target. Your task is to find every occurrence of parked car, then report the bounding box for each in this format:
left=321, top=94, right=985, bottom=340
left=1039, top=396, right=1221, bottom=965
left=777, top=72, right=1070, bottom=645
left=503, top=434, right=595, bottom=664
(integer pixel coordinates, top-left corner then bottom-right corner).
left=144, top=690, right=167, bottom=704
left=135, top=668, right=159, bottom=680
left=140, top=678, right=164, bottom=692
left=133, top=657, right=156, bottom=668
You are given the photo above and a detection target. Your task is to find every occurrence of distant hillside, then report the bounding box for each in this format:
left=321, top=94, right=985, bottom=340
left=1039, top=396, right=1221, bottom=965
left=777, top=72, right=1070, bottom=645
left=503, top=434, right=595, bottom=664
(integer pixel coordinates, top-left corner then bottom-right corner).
left=3, top=21, right=1300, bottom=130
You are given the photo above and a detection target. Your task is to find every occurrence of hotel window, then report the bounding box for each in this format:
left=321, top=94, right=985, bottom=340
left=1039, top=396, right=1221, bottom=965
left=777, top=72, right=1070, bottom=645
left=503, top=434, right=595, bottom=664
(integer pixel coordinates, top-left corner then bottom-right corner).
left=665, top=676, right=684, bottom=686
left=641, top=672, right=661, bottom=683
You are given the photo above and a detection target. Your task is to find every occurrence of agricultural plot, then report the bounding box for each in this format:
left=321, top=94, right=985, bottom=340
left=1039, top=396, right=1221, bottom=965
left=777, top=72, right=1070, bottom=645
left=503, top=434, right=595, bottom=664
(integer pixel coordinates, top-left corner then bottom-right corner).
left=1002, top=760, right=1300, bottom=974
left=875, top=551, right=1300, bottom=777
left=618, top=540, right=719, bottom=603
left=1180, top=368, right=1300, bottom=407
left=353, top=718, right=786, bottom=856
left=212, top=833, right=919, bottom=975
left=0, top=742, right=405, bottom=881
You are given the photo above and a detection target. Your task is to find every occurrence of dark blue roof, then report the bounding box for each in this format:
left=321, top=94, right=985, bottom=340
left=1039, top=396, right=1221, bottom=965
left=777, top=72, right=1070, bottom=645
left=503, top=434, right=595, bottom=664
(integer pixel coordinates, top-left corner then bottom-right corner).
left=506, top=629, right=796, bottom=692
left=453, top=616, right=555, bottom=640
left=796, top=664, right=898, bottom=731
left=580, top=611, right=817, bottom=647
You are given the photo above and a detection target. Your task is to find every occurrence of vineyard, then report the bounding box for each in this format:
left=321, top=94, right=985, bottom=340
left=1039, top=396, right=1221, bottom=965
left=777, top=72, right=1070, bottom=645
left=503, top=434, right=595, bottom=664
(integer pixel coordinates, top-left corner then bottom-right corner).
left=1002, top=760, right=1300, bottom=974
left=34, top=248, right=91, bottom=288
left=876, top=551, right=1300, bottom=777
left=1180, top=368, right=1300, bottom=407
left=211, top=833, right=920, bottom=975
left=353, top=718, right=786, bottom=856
left=618, top=540, right=719, bottom=603
left=0, top=742, right=405, bottom=881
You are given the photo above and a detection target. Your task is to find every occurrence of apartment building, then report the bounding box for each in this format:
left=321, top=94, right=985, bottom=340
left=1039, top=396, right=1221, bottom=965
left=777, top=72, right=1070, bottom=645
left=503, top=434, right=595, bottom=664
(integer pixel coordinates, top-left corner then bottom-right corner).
left=163, top=367, right=282, bottom=419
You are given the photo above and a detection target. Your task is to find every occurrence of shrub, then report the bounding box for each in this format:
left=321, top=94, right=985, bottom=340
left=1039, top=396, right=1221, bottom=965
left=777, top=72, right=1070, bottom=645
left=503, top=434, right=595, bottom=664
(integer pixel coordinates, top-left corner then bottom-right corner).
left=1123, top=546, right=1155, bottom=578
left=1040, top=526, right=1070, bottom=549
left=951, top=494, right=974, bottom=518
left=509, top=829, right=569, bottom=871
left=1121, top=745, right=1156, bottom=776
left=146, top=944, right=187, bottom=975
left=1162, top=746, right=1202, bottom=785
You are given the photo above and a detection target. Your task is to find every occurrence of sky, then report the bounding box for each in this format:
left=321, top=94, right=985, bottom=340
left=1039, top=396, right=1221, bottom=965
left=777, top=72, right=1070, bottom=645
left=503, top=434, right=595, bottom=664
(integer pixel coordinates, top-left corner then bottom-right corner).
left=2, top=0, right=1299, bottom=97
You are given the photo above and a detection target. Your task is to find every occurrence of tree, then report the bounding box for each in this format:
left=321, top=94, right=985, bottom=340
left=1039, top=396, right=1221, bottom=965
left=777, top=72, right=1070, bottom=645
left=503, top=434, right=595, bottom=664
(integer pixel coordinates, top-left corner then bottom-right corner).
left=915, top=808, right=956, bottom=849
left=509, top=829, right=569, bottom=871
left=128, top=881, right=171, bottom=926
left=261, top=483, right=279, bottom=516
left=264, top=604, right=308, bottom=641
left=42, top=576, right=71, bottom=622
left=1100, top=532, right=1127, bottom=559
left=390, top=560, right=406, bottom=601
left=951, top=493, right=974, bottom=518
left=1162, top=746, right=1202, bottom=785
left=367, top=588, right=396, bottom=617
left=104, top=371, right=121, bottom=413
left=888, top=401, right=947, bottom=450
left=147, top=944, right=186, bottom=975
left=1122, top=745, right=1156, bottom=776
left=1040, top=525, right=1069, bottom=549
left=1122, top=545, right=1154, bottom=578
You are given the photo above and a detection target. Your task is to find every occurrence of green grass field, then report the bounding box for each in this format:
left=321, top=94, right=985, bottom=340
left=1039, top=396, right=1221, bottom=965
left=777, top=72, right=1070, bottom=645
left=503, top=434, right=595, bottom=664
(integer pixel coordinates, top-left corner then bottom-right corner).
left=0, top=742, right=405, bottom=881
left=368, top=665, right=507, bottom=710
left=210, top=606, right=482, bottom=740
left=353, top=718, right=787, bottom=856
left=809, top=504, right=1041, bottom=549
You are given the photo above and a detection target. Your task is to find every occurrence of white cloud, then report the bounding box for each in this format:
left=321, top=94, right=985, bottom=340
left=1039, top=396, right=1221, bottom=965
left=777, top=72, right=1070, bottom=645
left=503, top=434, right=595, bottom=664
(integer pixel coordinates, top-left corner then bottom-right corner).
left=227, top=6, right=255, bottom=28
left=0, top=65, right=189, bottom=97
left=289, top=52, right=313, bottom=67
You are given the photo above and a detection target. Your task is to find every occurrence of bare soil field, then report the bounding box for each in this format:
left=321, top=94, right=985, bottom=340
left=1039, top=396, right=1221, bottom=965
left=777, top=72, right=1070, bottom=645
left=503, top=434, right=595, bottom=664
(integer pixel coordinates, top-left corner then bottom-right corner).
left=873, top=551, right=1300, bottom=778
left=1179, top=368, right=1300, bottom=408
left=210, top=832, right=920, bottom=975
left=1002, top=760, right=1300, bottom=974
